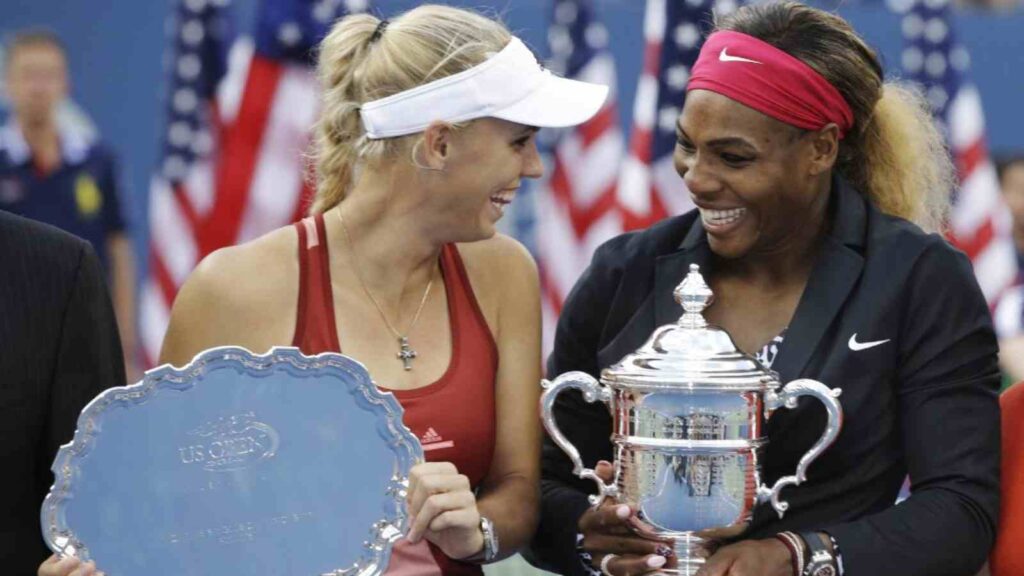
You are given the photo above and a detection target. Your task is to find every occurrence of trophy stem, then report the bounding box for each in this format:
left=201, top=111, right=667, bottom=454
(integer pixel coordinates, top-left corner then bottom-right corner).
left=661, top=533, right=713, bottom=576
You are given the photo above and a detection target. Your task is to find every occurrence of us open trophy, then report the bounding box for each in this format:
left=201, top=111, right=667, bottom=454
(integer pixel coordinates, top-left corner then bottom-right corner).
left=541, top=264, right=843, bottom=575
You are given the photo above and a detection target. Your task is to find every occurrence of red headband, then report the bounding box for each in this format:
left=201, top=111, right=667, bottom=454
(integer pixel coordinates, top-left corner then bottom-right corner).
left=687, top=31, right=854, bottom=138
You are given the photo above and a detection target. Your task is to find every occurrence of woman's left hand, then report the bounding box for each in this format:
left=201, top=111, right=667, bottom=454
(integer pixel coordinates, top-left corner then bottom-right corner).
left=695, top=538, right=793, bottom=576
left=405, top=461, right=485, bottom=561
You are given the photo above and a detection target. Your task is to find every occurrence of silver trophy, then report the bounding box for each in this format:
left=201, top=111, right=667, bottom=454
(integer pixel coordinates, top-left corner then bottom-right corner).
left=541, top=264, right=843, bottom=575
left=41, top=347, right=422, bottom=576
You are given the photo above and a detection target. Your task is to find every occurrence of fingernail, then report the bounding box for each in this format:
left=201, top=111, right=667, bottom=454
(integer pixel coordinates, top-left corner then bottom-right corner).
left=647, top=555, right=667, bottom=569
left=616, top=505, right=630, bottom=519
left=656, top=544, right=674, bottom=557
left=597, top=460, right=611, bottom=466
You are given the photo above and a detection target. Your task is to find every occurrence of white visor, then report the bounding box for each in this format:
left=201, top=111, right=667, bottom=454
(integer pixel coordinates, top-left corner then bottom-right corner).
left=359, top=37, right=609, bottom=139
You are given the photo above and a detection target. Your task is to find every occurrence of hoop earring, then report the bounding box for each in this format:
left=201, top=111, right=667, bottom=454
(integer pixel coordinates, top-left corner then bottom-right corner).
left=411, top=139, right=445, bottom=172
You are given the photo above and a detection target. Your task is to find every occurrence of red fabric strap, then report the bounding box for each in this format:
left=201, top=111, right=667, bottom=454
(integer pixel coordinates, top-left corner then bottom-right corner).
left=687, top=31, right=854, bottom=138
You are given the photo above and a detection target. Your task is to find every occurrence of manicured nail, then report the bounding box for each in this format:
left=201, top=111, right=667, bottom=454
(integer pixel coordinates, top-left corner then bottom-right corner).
left=656, top=544, right=674, bottom=557
left=616, top=505, right=630, bottom=519
left=647, top=555, right=667, bottom=568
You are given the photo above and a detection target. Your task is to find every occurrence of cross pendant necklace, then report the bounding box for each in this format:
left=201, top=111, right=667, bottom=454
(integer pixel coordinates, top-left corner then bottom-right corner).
left=396, top=336, right=417, bottom=370
left=337, top=210, right=435, bottom=371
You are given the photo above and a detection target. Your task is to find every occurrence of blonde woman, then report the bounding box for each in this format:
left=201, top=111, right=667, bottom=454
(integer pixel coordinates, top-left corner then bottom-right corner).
left=39, top=5, right=607, bottom=576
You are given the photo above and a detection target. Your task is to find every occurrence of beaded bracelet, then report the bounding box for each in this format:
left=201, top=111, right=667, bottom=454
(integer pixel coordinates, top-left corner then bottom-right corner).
left=774, top=531, right=807, bottom=576
left=575, top=533, right=603, bottom=576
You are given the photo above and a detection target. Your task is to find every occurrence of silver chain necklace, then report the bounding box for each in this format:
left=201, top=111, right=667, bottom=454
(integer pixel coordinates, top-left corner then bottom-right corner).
left=336, top=210, right=435, bottom=371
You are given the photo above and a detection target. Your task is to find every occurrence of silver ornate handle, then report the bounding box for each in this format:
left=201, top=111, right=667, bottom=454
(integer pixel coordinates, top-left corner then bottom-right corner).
left=757, top=378, right=843, bottom=518
left=540, top=371, right=619, bottom=508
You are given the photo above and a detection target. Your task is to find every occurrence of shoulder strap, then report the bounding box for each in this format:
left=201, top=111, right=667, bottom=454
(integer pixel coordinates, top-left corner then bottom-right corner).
left=291, top=214, right=340, bottom=352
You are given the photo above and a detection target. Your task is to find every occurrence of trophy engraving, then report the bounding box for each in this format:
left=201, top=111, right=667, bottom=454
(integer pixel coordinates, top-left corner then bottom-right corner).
left=167, top=512, right=316, bottom=546
left=541, top=264, right=844, bottom=575
left=178, top=412, right=280, bottom=471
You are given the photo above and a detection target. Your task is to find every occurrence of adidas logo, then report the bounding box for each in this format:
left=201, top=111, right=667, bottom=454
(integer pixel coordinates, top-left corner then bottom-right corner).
left=420, top=427, right=454, bottom=452
left=422, top=427, right=443, bottom=443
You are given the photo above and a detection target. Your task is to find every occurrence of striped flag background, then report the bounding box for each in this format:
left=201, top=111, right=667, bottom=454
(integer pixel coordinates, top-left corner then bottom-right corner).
left=534, top=0, right=732, bottom=356
left=535, top=0, right=625, bottom=354
left=895, top=0, right=1017, bottom=306
left=141, top=0, right=364, bottom=366
left=616, top=0, right=729, bottom=232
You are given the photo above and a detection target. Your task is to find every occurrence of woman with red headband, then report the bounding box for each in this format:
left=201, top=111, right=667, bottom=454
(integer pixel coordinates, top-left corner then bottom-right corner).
left=532, top=2, right=1000, bottom=576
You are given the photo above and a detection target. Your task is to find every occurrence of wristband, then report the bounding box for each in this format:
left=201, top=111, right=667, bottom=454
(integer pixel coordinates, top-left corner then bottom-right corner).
left=774, top=531, right=806, bottom=576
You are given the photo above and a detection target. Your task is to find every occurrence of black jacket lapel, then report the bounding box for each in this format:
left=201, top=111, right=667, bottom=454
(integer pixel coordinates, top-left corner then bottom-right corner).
left=596, top=218, right=710, bottom=369
left=770, top=179, right=867, bottom=382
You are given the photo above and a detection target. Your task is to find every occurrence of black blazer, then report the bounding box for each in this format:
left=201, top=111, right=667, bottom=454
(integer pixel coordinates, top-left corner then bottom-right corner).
left=0, top=211, right=125, bottom=574
left=531, top=179, right=1001, bottom=576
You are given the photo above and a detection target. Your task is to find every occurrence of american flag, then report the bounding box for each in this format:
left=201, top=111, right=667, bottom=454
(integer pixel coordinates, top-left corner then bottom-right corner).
left=536, top=0, right=626, bottom=353
left=140, top=0, right=367, bottom=366
left=617, top=0, right=734, bottom=230
left=896, top=0, right=1017, bottom=305
left=535, top=0, right=736, bottom=354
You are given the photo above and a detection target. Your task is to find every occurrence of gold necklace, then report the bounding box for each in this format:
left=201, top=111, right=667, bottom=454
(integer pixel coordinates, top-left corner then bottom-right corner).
left=337, top=210, right=434, bottom=371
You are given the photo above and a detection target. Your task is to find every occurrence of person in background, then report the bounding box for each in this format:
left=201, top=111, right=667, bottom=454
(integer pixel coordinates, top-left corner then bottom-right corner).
left=532, top=2, right=1000, bottom=576
left=993, top=154, right=1024, bottom=384
left=0, top=29, right=137, bottom=380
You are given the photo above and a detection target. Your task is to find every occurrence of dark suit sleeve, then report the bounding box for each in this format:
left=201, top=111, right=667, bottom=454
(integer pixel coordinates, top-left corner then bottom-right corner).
left=39, top=243, right=126, bottom=484
left=528, top=242, right=621, bottom=575
left=824, top=240, right=1001, bottom=576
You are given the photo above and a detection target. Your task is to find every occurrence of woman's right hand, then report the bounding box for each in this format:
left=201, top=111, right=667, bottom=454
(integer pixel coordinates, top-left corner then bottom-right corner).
left=578, top=461, right=672, bottom=575
left=38, top=554, right=103, bottom=576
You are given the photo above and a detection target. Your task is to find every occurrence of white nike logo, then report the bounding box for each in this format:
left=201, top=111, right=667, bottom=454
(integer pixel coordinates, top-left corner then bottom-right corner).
left=848, top=334, right=890, bottom=352
left=719, top=47, right=762, bottom=65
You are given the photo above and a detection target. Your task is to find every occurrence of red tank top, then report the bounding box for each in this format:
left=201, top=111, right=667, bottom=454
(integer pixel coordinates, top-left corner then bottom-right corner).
left=291, top=214, right=497, bottom=576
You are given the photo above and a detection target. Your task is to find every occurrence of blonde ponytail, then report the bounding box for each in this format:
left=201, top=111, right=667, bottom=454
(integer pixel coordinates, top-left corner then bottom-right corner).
left=309, top=14, right=379, bottom=214
left=859, top=83, right=953, bottom=233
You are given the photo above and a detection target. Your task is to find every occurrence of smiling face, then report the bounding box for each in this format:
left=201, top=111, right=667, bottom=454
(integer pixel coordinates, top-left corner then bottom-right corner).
left=674, top=89, right=833, bottom=261
left=435, top=117, right=542, bottom=241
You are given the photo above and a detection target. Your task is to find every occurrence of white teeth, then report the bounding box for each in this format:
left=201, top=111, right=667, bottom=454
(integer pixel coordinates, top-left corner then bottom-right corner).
left=489, top=191, right=515, bottom=217
left=700, top=207, right=746, bottom=226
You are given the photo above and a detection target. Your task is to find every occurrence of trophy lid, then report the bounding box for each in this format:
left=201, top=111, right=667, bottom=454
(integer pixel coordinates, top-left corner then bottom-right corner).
left=600, top=264, right=776, bottom=391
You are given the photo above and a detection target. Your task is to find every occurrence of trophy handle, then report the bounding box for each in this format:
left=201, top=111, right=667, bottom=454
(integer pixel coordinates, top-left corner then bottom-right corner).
left=757, top=378, right=843, bottom=518
left=540, top=371, right=619, bottom=508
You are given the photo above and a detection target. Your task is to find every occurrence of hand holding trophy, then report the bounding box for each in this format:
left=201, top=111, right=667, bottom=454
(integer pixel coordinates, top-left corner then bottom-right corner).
left=405, top=462, right=487, bottom=561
